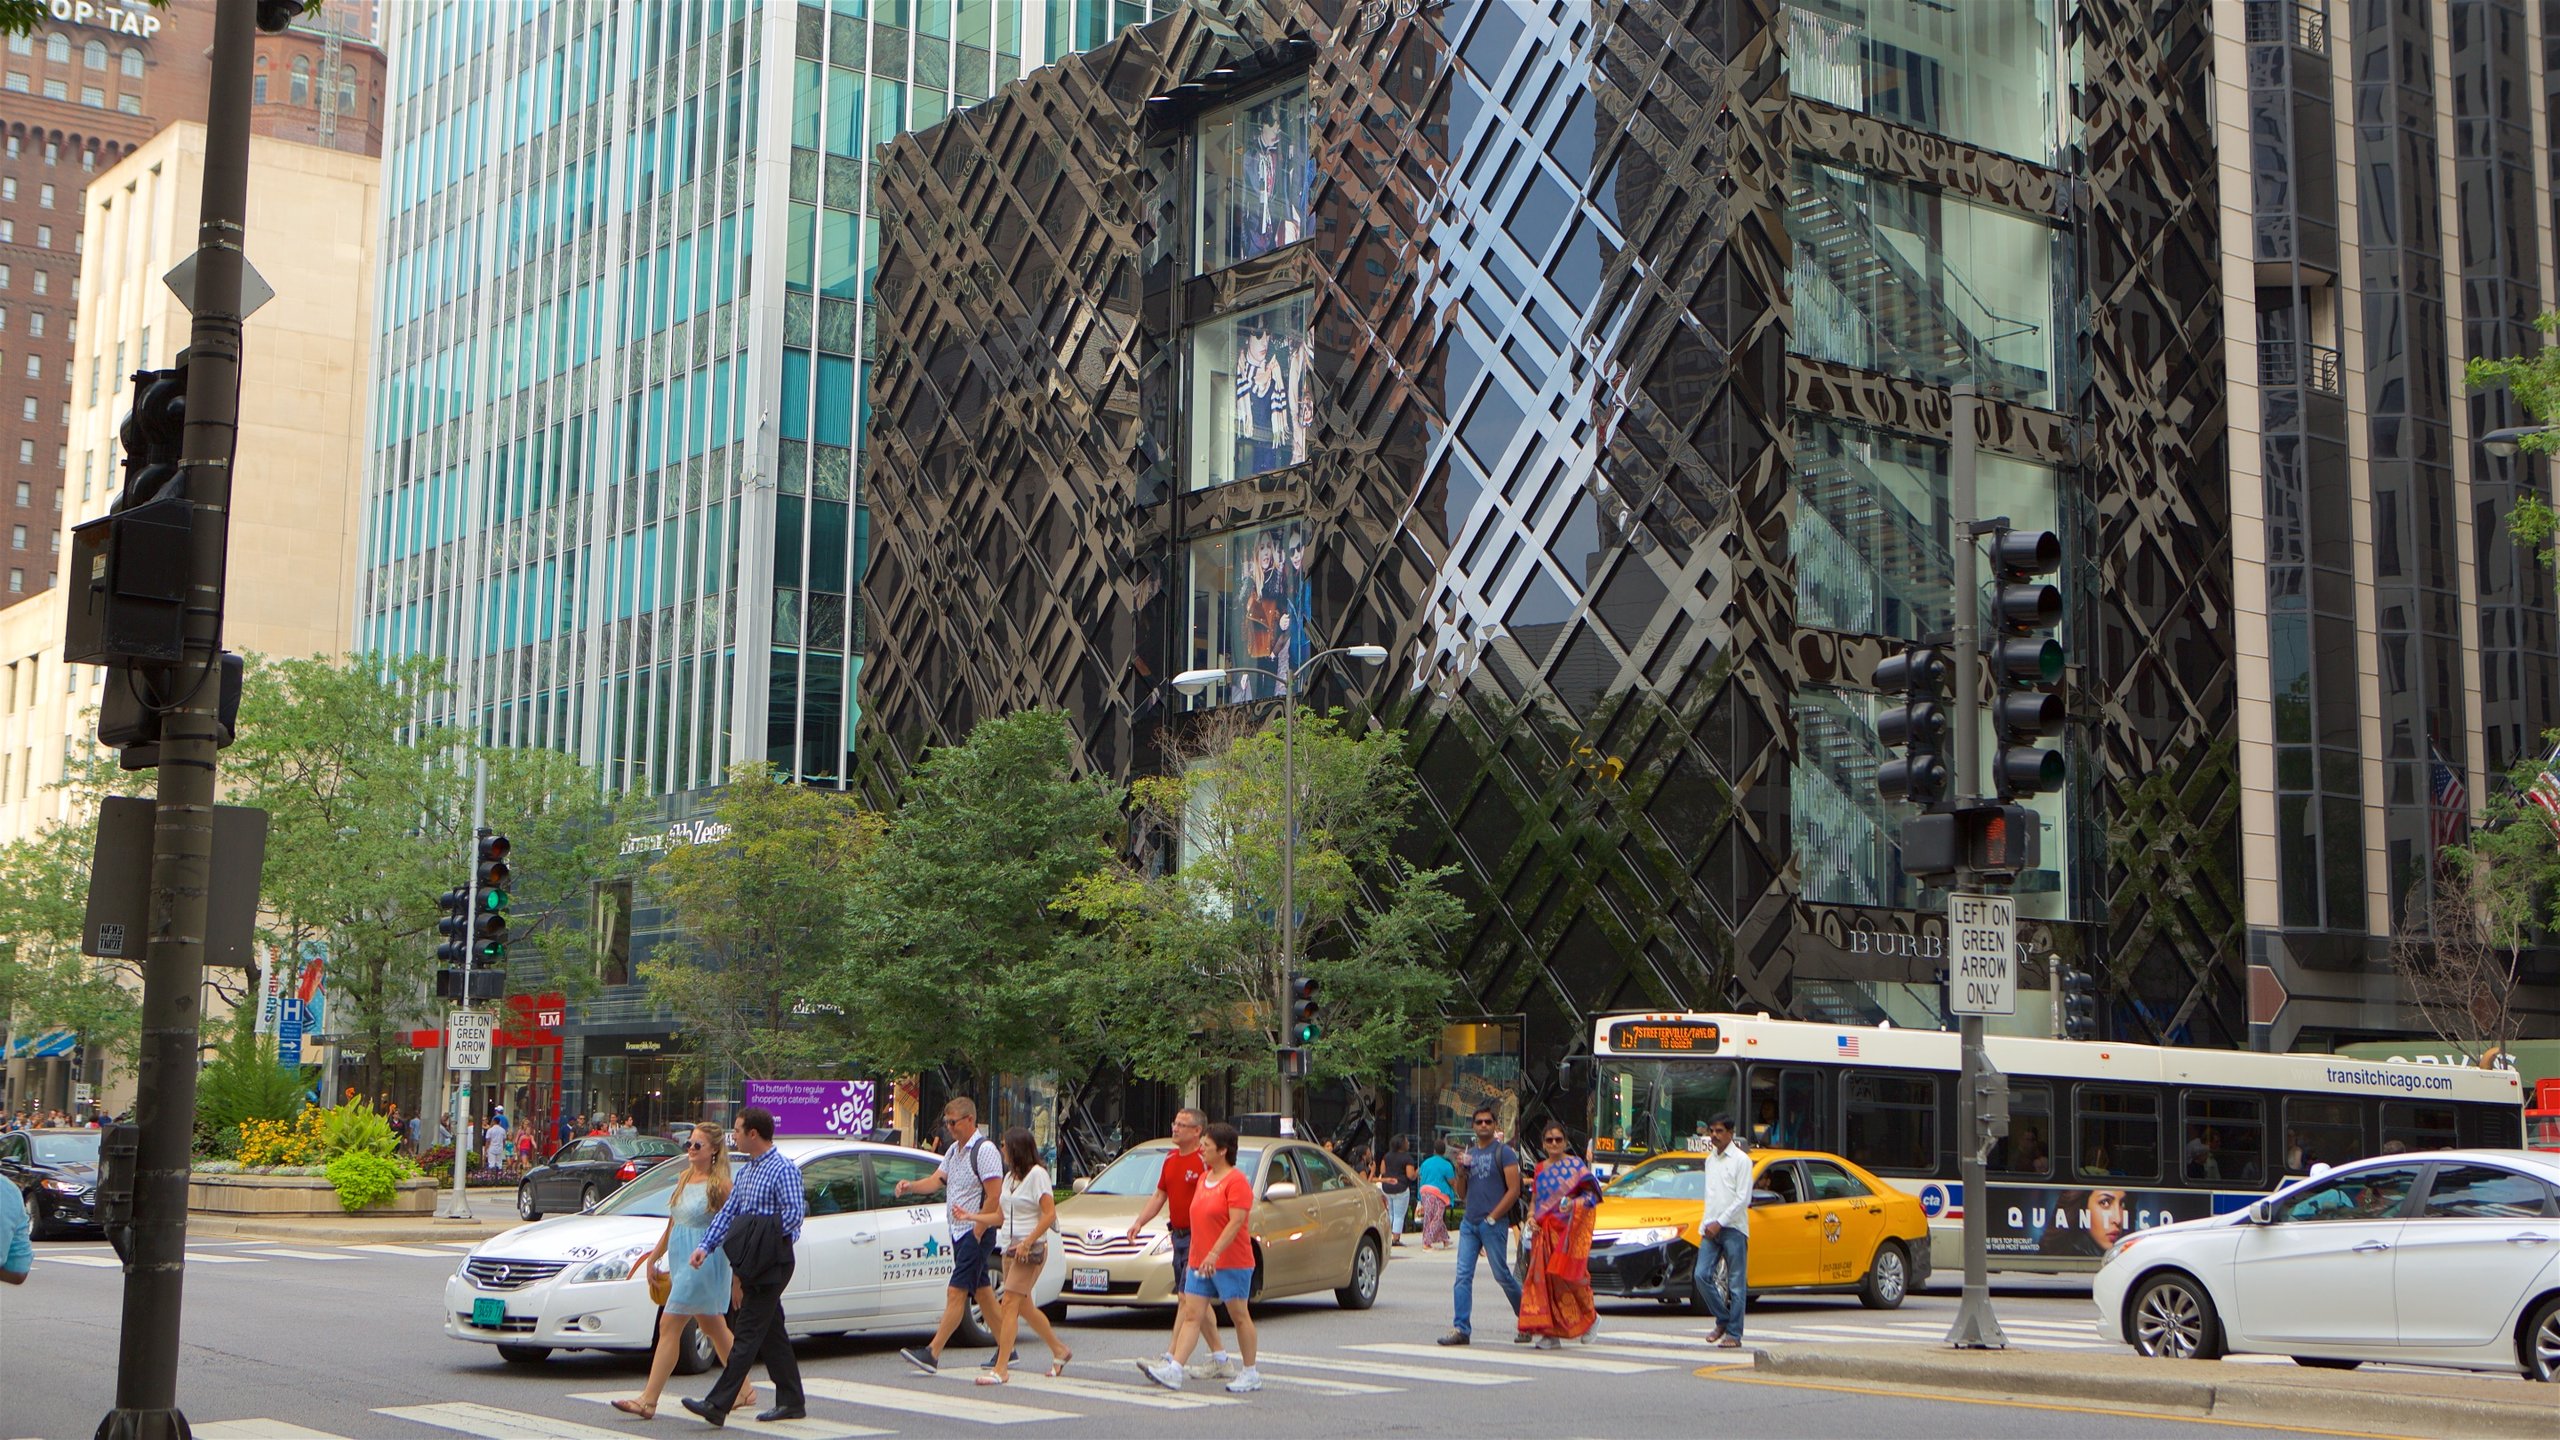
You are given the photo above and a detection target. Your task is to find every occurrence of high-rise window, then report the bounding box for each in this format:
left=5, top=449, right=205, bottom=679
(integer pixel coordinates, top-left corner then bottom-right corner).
left=1196, top=83, right=1312, bottom=274
left=1187, top=292, right=1313, bottom=490
left=1782, top=0, right=2061, bottom=166
left=290, top=56, right=309, bottom=106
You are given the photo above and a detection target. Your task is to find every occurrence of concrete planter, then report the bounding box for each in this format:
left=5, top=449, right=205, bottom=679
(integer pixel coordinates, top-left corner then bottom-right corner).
left=189, top=1172, right=440, bottom=1216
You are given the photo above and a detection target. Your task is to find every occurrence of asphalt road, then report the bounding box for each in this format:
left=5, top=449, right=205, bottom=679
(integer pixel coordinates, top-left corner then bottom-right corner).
left=3, top=1238, right=2395, bottom=1439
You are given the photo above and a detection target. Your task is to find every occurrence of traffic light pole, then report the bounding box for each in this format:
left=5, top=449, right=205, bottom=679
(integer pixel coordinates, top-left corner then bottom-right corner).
left=439, top=753, right=486, bottom=1220
left=100, top=5, right=255, bottom=1437
left=1944, top=383, right=2007, bottom=1352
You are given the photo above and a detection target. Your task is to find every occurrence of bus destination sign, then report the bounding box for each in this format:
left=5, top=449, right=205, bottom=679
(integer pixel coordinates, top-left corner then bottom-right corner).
left=1607, top=1020, right=1721, bottom=1054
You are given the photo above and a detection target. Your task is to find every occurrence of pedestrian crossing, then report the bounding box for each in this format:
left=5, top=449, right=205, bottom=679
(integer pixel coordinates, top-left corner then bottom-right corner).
left=29, top=1239, right=482, bottom=1271
left=1731, top=1312, right=2115, bottom=1352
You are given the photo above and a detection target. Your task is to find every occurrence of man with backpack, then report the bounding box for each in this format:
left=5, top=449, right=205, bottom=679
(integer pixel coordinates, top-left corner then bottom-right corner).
left=894, top=1097, right=1007, bottom=1374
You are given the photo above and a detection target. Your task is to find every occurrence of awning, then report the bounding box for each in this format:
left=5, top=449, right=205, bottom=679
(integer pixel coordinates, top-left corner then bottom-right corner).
left=4, top=1029, right=78, bottom=1060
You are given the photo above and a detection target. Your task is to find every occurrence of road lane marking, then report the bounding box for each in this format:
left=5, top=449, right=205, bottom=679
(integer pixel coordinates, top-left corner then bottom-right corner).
left=194, top=1423, right=358, bottom=1439
left=1698, top=1368, right=2426, bottom=1439
left=34, top=1253, right=121, bottom=1267
left=1252, top=1353, right=1522, bottom=1386
left=184, top=1252, right=266, bottom=1264
left=953, top=1370, right=1235, bottom=1409
left=1346, top=1341, right=1668, bottom=1375
left=350, top=1243, right=466, bottom=1257
left=1257, top=1372, right=1399, bottom=1395
left=798, top=1378, right=1075, bottom=1425
left=567, top=1393, right=890, bottom=1437
left=249, top=1248, right=362, bottom=1261
left=377, top=1403, right=636, bottom=1438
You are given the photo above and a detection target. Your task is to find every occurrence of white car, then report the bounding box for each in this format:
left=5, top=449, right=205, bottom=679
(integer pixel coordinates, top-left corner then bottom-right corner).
left=2093, top=1148, right=2560, bottom=1378
left=445, top=1137, right=1063, bottom=1370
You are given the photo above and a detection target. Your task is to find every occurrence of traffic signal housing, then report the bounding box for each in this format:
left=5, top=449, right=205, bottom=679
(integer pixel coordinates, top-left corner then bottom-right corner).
left=1287, top=971, right=1320, bottom=1045
left=65, top=362, right=198, bottom=669
left=2062, top=968, right=2099, bottom=1041
left=1874, top=644, right=1950, bottom=807
left=1987, top=527, right=2067, bottom=800
left=471, top=832, right=510, bottom=965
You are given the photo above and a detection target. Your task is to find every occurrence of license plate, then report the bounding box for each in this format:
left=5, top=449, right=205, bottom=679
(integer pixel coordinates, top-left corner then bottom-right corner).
left=471, top=1297, right=507, bottom=1328
left=1071, top=1267, right=1109, bottom=1293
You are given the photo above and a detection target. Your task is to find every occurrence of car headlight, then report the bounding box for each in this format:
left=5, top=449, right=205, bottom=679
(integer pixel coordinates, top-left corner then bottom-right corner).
left=2101, top=1233, right=2145, bottom=1266
left=41, top=1178, right=90, bottom=1195
left=1613, top=1226, right=1680, bottom=1248
left=1142, top=1231, right=1171, bottom=1257
left=567, top=1246, right=651, bottom=1285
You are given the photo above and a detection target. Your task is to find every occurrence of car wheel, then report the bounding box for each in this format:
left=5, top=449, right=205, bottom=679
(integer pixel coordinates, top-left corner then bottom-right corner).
left=580, top=1183, right=601, bottom=1212
left=494, top=1344, right=553, bottom=1365
left=673, top=1321, right=715, bottom=1376
left=1336, top=1236, right=1383, bottom=1311
left=2127, top=1271, right=2223, bottom=1361
left=2522, top=1292, right=2560, bottom=1382
left=27, top=1191, right=60, bottom=1242
left=2291, top=1357, right=2359, bottom=1370
left=516, top=1185, right=541, bottom=1222
left=1859, top=1241, right=1909, bottom=1310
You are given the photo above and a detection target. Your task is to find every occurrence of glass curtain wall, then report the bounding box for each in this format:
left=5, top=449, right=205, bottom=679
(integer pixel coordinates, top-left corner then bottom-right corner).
left=1782, top=0, right=2061, bottom=165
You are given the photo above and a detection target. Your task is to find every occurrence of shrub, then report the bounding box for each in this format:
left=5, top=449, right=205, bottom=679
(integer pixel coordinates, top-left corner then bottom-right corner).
left=324, top=1150, right=419, bottom=1212
left=236, top=1107, right=329, bottom=1167
left=318, top=1099, right=398, bottom=1159
left=193, top=1009, right=317, bottom=1158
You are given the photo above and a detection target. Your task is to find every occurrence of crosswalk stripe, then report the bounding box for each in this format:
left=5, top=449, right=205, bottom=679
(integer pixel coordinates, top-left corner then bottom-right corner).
left=566, top=1393, right=890, bottom=1437
left=1253, top=1353, right=1523, bottom=1387
left=1256, top=1372, right=1400, bottom=1396
left=1346, top=1342, right=1669, bottom=1375
left=962, top=1369, right=1235, bottom=1410
left=194, top=1422, right=357, bottom=1439
left=248, top=1247, right=362, bottom=1261
left=185, top=1252, right=266, bottom=1264
left=349, top=1243, right=466, bottom=1258
left=799, top=1377, right=1075, bottom=1426
left=1579, top=1330, right=1710, bottom=1349
left=36, top=1253, right=121, bottom=1268
left=376, top=1402, right=634, bottom=1438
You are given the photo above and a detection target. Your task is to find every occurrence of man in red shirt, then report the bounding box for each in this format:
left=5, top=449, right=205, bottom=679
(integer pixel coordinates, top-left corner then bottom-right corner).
left=1123, top=1107, right=1232, bottom=1377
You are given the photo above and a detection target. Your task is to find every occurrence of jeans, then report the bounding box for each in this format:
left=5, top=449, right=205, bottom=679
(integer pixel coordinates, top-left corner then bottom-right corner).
left=1451, top=1217, right=1521, bottom=1336
left=1384, top=1188, right=1412, bottom=1239
left=1693, top=1226, right=1748, bottom=1338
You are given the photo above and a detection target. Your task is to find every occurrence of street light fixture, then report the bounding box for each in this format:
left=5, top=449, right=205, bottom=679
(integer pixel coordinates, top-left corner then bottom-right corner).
left=1169, top=642, right=1392, bottom=1128
left=2481, top=424, right=2560, bottom=458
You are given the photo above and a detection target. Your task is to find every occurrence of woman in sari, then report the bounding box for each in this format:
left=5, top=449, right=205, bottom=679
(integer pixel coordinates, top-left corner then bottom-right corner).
left=1517, top=1123, right=1602, bottom=1348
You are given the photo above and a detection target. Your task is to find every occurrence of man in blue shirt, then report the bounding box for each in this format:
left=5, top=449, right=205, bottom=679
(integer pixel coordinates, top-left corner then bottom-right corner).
left=0, top=1179, right=32, bottom=1285
left=682, top=1107, right=805, bottom=1427
left=1437, top=1105, right=1522, bottom=1345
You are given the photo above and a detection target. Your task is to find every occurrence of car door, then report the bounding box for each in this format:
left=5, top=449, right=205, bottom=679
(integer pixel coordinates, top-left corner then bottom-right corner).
left=1746, top=1159, right=1815, bottom=1290
left=0, top=1135, right=27, bottom=1209
left=1253, top=1149, right=1322, bottom=1293
left=1293, top=1145, right=1368, bottom=1286
left=861, top=1151, right=946, bottom=1324
left=562, top=1140, right=609, bottom=1208
left=2391, top=1162, right=2560, bottom=1349
left=2228, top=1163, right=2423, bottom=1348
left=1799, top=1159, right=1883, bottom=1288
left=780, top=1151, right=870, bottom=1326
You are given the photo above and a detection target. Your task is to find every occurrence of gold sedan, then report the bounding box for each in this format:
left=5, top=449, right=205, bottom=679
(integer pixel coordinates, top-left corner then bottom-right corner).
left=1046, top=1138, right=1389, bottom=1315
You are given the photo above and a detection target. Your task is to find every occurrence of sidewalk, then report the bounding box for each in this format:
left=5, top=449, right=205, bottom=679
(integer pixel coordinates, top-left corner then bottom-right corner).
left=186, top=1185, right=525, bottom=1244
left=1747, top=1343, right=2551, bottom=1439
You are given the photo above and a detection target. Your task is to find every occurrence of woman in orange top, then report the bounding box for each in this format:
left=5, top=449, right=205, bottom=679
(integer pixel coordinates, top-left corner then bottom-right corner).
left=1137, top=1122, right=1262, bottom=1394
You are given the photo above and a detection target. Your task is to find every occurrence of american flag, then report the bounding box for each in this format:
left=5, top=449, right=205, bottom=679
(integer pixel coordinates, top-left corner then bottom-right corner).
left=2430, top=746, right=2468, bottom=848
left=1835, top=1034, right=1859, bottom=1058
left=2528, top=745, right=2560, bottom=845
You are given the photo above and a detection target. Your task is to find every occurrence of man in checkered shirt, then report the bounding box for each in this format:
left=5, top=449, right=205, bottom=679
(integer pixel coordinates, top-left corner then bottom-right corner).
left=683, top=1107, right=806, bottom=1426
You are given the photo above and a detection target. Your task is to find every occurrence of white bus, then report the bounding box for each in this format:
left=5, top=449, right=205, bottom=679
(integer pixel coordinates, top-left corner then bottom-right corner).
left=1587, top=1013, right=2529, bottom=1273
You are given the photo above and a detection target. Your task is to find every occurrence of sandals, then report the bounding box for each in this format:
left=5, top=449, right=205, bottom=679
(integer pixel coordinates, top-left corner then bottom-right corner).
left=1047, top=1351, right=1073, bottom=1378
left=975, top=1372, right=1008, bottom=1386
left=610, top=1398, right=655, bottom=1419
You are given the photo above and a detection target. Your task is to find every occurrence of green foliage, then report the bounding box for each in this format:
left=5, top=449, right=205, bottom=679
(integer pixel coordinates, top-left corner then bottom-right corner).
left=323, top=1150, right=418, bottom=1213
left=318, top=1098, right=399, bottom=1158
left=1060, top=708, right=1464, bottom=1090
left=194, top=1008, right=318, bottom=1156
left=815, top=711, right=1124, bottom=1084
left=643, top=764, right=883, bottom=1087
left=2469, top=314, right=2560, bottom=570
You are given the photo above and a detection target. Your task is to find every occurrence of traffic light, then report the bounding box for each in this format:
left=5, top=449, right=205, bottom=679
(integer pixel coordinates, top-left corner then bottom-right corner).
left=1986, top=527, right=2067, bottom=800
left=114, top=364, right=190, bottom=511
left=64, top=361, right=196, bottom=668
left=1287, top=971, right=1320, bottom=1046
left=471, top=832, right=511, bottom=966
left=1959, top=801, right=2041, bottom=880
left=1874, top=644, right=1950, bottom=807
left=2063, top=968, right=2099, bottom=1041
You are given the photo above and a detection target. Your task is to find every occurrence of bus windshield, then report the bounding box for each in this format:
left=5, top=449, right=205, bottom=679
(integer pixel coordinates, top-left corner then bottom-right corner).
left=1595, top=1058, right=1737, bottom=1161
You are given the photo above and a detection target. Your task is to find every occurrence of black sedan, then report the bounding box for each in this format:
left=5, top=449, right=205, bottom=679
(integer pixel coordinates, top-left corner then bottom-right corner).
left=0, top=1128, right=103, bottom=1238
left=514, top=1134, right=680, bottom=1220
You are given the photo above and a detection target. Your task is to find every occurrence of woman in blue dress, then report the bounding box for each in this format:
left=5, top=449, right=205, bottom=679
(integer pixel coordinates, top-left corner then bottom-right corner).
left=614, top=1121, right=753, bottom=1419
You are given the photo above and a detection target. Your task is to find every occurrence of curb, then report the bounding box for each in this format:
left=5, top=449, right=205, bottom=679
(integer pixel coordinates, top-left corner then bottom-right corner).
left=1749, top=1346, right=2555, bottom=1439
left=185, top=1191, right=524, bottom=1244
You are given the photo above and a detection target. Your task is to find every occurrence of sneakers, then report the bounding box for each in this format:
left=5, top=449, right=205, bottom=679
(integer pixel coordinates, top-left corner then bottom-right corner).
left=1531, top=1335, right=1561, bottom=1350
left=1185, top=1350, right=1238, bottom=1380
left=1136, top=1358, right=1185, bottom=1391
left=1436, top=1330, right=1470, bottom=1346
left=898, top=1346, right=938, bottom=1375
left=1223, top=1366, right=1263, bottom=1393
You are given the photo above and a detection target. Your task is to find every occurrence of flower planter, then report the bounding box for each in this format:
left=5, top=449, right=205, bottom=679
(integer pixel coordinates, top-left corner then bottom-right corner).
left=188, top=1171, right=440, bottom=1216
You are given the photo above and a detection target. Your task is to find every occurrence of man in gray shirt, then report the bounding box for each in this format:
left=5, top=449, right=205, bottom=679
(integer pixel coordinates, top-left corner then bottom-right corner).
left=1438, top=1105, right=1522, bottom=1345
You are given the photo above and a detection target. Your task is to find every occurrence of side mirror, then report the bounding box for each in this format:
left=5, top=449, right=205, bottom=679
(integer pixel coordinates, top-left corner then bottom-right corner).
left=2246, top=1200, right=2275, bottom=1226
left=1749, top=1188, right=1782, bottom=1208
left=1070, top=1177, right=1091, bottom=1194
left=1263, top=1181, right=1300, bottom=1202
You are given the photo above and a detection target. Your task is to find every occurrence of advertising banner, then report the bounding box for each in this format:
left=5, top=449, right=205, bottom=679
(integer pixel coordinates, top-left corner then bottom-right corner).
left=1983, top=1184, right=2216, bottom=1257
left=744, top=1079, right=877, bottom=1138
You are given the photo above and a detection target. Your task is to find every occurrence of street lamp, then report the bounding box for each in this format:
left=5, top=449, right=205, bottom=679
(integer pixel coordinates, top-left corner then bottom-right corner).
left=1172, top=643, right=1390, bottom=1128
left=2481, top=424, right=2560, bottom=458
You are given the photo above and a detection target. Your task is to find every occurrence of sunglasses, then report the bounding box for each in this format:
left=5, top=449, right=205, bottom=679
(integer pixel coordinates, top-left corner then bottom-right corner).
left=684, top=1141, right=705, bottom=1151
left=1542, top=1135, right=1568, bottom=1145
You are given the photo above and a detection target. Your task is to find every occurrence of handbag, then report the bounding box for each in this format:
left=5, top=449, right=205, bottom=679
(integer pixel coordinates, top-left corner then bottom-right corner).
left=646, top=1258, right=672, bottom=1307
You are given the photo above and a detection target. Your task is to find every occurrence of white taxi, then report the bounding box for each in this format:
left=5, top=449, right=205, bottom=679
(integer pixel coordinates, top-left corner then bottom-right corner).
left=445, top=1137, right=1064, bottom=1369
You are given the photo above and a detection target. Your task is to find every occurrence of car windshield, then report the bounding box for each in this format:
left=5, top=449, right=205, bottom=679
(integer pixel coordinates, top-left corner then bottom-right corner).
left=32, top=1133, right=100, bottom=1165
left=1084, top=1145, right=1173, bottom=1196
left=1607, top=1157, right=1704, bottom=1200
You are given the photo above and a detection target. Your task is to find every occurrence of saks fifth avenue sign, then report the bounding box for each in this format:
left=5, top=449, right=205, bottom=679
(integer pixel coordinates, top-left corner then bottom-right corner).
left=47, top=1, right=162, bottom=39
left=618, top=818, right=734, bottom=856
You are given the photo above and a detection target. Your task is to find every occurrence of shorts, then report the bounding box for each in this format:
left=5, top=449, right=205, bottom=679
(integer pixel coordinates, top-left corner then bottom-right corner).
left=1182, top=1266, right=1254, bottom=1303
left=1168, top=1228, right=1192, bottom=1273
left=950, top=1227, right=991, bottom=1292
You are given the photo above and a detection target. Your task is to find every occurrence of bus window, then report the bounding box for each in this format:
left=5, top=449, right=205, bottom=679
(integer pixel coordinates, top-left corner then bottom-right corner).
left=2284, top=1097, right=2364, bottom=1173
left=1842, top=1071, right=1937, bottom=1173
left=2180, top=1092, right=2264, bottom=1185
left=2074, top=1087, right=2160, bottom=1181
left=1596, top=1057, right=1737, bottom=1159
left=1987, top=1080, right=2052, bottom=1178
left=2379, top=1101, right=2456, bottom=1154
left=1747, top=1067, right=1820, bottom=1151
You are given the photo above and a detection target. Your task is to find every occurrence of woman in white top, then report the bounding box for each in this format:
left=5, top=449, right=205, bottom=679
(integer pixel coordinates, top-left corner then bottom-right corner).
left=982, top=1126, right=1071, bottom=1385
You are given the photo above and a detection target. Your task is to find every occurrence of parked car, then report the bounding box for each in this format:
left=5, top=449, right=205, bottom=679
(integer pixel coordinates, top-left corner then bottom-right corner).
left=1048, top=1137, right=1388, bottom=1315
left=513, top=1134, right=681, bottom=1220
left=0, top=1128, right=103, bottom=1239
left=1584, top=1147, right=1931, bottom=1311
left=449, top=1137, right=1064, bottom=1367
left=2094, top=1148, right=2560, bottom=1378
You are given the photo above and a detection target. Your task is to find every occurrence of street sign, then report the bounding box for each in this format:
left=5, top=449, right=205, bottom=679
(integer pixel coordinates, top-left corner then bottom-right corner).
left=74, top=1083, right=93, bottom=1108
left=1948, top=891, right=2016, bottom=1015
left=448, top=1011, right=493, bottom=1072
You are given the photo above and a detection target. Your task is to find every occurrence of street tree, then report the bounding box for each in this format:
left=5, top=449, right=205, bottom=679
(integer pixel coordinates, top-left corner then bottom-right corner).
left=642, top=764, right=882, bottom=1087
left=1059, top=708, right=1465, bottom=1095
left=817, top=709, right=1122, bottom=1087
left=2468, top=313, right=2560, bottom=567
left=2404, top=736, right=2560, bottom=1068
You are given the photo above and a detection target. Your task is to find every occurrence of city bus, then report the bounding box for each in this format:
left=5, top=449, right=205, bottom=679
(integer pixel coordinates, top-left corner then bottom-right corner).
left=1587, top=1013, right=2528, bottom=1274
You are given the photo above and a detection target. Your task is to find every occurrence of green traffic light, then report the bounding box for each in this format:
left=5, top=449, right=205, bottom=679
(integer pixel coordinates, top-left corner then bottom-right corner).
left=480, top=889, right=509, bottom=912
left=1293, top=1022, right=1321, bottom=1044
left=477, top=941, right=507, bottom=962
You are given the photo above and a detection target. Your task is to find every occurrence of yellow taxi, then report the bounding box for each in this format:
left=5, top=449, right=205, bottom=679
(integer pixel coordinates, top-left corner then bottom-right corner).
left=1584, top=1148, right=1930, bottom=1310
